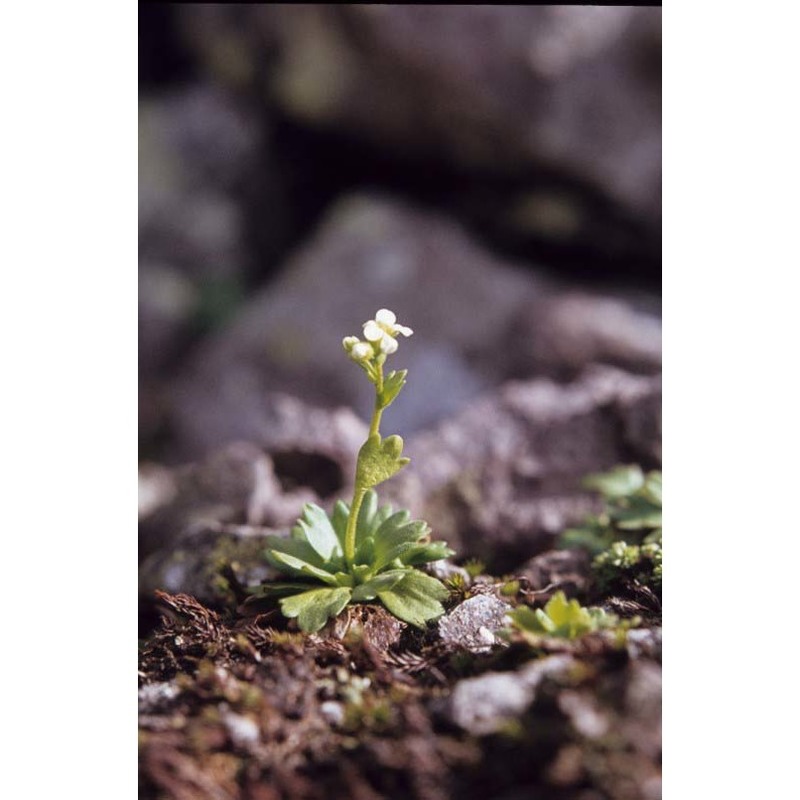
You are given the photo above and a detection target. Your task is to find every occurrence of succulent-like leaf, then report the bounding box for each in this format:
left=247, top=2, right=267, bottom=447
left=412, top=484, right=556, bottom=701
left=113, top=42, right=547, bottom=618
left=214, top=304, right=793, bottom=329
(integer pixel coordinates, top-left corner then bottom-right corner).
left=264, top=534, right=327, bottom=569
left=280, top=587, right=352, bottom=633
left=266, top=550, right=340, bottom=585
left=507, top=591, right=619, bottom=640
left=296, top=503, right=342, bottom=561
left=373, top=520, right=430, bottom=570
left=642, top=471, right=662, bottom=505
left=351, top=569, right=407, bottom=602
left=331, top=500, right=350, bottom=548
left=245, top=581, right=318, bottom=598
left=365, top=502, right=394, bottom=541
left=355, top=489, right=378, bottom=547
left=583, top=465, right=644, bottom=499
left=377, top=570, right=449, bottom=628
left=612, top=496, right=662, bottom=530
left=399, top=541, right=455, bottom=566
left=354, top=537, right=375, bottom=566
left=356, top=435, right=410, bottom=489
left=373, top=509, right=411, bottom=540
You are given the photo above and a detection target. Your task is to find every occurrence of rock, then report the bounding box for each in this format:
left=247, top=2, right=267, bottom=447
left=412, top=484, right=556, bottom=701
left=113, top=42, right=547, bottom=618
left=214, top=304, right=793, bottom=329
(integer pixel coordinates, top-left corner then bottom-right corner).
left=181, top=6, right=661, bottom=225
left=139, top=440, right=318, bottom=562
left=626, top=627, right=663, bottom=661
left=139, top=85, right=267, bottom=449
left=383, top=366, right=661, bottom=572
left=447, top=655, right=575, bottom=735
left=221, top=710, right=261, bottom=749
left=168, top=194, right=660, bottom=459
left=517, top=549, right=592, bottom=596
left=139, top=84, right=261, bottom=284
left=319, top=701, right=345, bottom=727
left=139, top=526, right=280, bottom=609
left=138, top=681, right=181, bottom=715
left=438, top=595, right=512, bottom=653
left=142, top=364, right=659, bottom=601
left=622, top=661, right=662, bottom=759
left=425, top=560, right=471, bottom=584
left=558, top=691, right=611, bottom=739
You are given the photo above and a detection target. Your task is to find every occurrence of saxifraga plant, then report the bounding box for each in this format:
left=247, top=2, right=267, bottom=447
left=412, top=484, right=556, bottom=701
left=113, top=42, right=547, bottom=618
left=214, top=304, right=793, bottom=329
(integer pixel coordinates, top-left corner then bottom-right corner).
left=558, top=464, right=662, bottom=595
left=506, top=591, right=637, bottom=643
left=248, top=309, right=454, bottom=633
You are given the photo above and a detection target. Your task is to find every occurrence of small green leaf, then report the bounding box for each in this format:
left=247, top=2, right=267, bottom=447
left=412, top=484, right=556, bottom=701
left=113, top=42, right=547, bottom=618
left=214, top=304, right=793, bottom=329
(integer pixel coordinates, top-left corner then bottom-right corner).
left=377, top=570, right=449, bottom=628
left=583, top=465, right=644, bottom=499
left=356, top=435, right=411, bottom=489
left=354, top=537, right=376, bottom=566
left=365, top=502, right=394, bottom=541
left=266, top=550, right=340, bottom=585
left=373, top=509, right=411, bottom=540
left=642, top=471, right=662, bottom=506
left=507, top=591, right=620, bottom=640
left=612, top=497, right=662, bottom=530
left=399, top=541, right=455, bottom=566
left=297, top=503, right=342, bottom=561
left=264, top=534, right=327, bottom=569
left=378, top=369, right=407, bottom=409
left=351, top=569, right=407, bottom=602
left=331, top=500, right=350, bottom=547
left=373, top=520, right=430, bottom=569
left=244, top=582, right=316, bottom=598
left=355, top=489, right=379, bottom=546
left=280, top=587, right=352, bottom=633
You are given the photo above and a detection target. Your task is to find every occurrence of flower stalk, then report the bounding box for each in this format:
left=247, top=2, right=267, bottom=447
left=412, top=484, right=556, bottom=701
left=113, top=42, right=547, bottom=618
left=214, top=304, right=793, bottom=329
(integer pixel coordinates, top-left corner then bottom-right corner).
left=342, top=311, right=411, bottom=566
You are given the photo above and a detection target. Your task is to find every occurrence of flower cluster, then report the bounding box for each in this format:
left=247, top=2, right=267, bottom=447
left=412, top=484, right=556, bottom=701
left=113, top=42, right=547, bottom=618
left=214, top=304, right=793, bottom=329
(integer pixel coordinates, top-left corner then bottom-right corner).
left=343, top=308, right=413, bottom=363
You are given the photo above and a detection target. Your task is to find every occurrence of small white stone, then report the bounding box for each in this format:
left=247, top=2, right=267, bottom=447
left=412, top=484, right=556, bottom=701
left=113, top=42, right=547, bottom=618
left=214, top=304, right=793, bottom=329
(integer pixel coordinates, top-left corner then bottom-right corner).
left=222, top=711, right=260, bottom=747
left=320, top=700, right=345, bottom=726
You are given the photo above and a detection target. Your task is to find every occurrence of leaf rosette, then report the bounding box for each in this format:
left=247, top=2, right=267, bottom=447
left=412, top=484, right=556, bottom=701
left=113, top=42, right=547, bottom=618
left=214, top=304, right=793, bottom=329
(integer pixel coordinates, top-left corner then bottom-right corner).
left=247, top=490, right=454, bottom=632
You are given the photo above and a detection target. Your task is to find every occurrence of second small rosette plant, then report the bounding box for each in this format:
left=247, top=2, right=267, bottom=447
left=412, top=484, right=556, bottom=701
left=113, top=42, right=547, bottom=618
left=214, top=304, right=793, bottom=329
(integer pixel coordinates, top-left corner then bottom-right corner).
left=250, top=309, right=454, bottom=633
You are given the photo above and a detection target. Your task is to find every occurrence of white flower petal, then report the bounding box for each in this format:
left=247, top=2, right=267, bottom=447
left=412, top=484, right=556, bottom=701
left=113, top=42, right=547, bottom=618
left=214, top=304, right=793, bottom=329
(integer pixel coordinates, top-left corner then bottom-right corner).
left=363, top=320, right=383, bottom=341
left=351, top=342, right=374, bottom=361
left=375, top=308, right=396, bottom=325
left=342, top=336, right=359, bottom=351
left=395, top=324, right=413, bottom=337
left=379, top=335, right=398, bottom=354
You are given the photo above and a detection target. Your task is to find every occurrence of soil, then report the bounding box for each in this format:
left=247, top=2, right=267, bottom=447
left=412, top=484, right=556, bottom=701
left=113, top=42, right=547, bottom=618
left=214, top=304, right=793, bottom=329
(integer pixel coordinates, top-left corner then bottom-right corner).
left=139, top=568, right=661, bottom=800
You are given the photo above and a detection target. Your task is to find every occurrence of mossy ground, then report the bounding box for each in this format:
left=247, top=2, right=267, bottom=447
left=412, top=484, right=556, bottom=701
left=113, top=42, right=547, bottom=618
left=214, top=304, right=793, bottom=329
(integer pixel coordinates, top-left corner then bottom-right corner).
left=139, top=565, right=661, bottom=800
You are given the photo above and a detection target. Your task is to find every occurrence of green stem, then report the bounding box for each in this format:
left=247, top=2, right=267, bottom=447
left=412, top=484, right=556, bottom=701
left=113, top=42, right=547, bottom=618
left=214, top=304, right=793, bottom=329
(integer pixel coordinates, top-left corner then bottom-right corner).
left=344, top=362, right=384, bottom=567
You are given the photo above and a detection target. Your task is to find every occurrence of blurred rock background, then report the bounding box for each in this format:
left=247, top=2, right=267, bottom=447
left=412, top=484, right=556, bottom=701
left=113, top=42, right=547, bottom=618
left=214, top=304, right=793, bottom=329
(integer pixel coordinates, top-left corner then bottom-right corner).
left=139, top=4, right=661, bottom=603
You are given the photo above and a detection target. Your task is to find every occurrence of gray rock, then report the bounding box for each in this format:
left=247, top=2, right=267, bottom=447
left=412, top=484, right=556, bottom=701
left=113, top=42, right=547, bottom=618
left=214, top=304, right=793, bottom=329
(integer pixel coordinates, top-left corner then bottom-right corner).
left=221, top=710, right=261, bottom=749
left=517, top=549, right=593, bottom=596
left=168, top=194, right=660, bottom=458
left=139, top=526, right=281, bottom=608
left=622, top=661, right=662, bottom=759
left=447, top=655, right=575, bottom=735
left=438, top=595, right=512, bottom=653
left=138, top=681, right=181, bottom=715
left=319, top=701, right=345, bottom=727
left=626, top=627, right=663, bottom=661
left=181, top=6, right=661, bottom=224
left=425, top=560, right=471, bottom=584
left=139, top=85, right=266, bottom=446
left=383, top=366, right=661, bottom=571
left=139, top=85, right=261, bottom=283
left=139, top=440, right=318, bottom=561
left=558, top=691, right=611, bottom=739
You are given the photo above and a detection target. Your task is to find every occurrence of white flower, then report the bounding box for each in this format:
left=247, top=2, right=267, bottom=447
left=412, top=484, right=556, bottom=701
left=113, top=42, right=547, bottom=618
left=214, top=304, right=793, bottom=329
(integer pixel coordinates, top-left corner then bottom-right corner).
left=350, top=342, right=374, bottom=361
left=343, top=336, right=374, bottom=362
left=362, top=309, right=413, bottom=354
